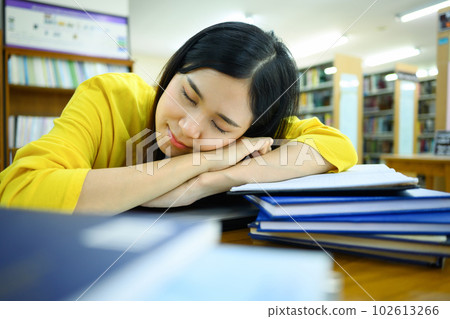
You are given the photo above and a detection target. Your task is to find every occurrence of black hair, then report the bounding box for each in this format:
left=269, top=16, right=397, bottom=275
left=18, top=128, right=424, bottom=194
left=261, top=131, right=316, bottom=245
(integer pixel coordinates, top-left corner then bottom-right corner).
left=151, top=21, right=299, bottom=139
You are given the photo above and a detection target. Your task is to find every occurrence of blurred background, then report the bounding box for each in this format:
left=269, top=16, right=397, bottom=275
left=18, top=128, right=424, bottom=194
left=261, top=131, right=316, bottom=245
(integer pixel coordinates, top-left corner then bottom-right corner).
left=38, top=0, right=442, bottom=82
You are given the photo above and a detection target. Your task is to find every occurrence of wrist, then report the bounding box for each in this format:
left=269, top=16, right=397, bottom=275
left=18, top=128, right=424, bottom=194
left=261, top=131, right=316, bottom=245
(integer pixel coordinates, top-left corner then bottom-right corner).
left=222, top=164, right=250, bottom=186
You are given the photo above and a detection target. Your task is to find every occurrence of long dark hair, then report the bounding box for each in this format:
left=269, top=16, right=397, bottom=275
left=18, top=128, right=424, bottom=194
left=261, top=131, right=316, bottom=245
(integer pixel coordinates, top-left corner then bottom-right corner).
left=151, top=21, right=299, bottom=139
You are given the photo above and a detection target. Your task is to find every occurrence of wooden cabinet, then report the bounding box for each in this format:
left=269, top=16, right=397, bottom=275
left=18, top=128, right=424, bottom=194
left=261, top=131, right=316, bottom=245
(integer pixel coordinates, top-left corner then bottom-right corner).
left=363, top=64, right=418, bottom=163
left=2, top=47, right=133, bottom=169
left=298, top=54, right=363, bottom=161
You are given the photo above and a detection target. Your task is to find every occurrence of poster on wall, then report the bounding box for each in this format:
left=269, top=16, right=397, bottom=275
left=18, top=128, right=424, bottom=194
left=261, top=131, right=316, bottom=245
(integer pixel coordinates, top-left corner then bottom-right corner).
left=4, top=0, right=129, bottom=59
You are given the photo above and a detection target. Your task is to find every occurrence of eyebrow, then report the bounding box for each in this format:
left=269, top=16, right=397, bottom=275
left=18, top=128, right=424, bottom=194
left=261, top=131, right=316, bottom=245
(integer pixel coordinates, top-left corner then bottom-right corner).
left=218, top=113, right=241, bottom=128
left=187, top=76, right=203, bottom=99
left=187, top=75, right=241, bottom=128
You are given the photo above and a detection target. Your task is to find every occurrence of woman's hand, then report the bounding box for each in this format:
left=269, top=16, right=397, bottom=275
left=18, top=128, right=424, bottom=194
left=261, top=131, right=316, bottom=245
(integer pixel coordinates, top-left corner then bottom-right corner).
left=141, top=170, right=231, bottom=208
left=201, top=136, right=273, bottom=172
left=141, top=138, right=273, bottom=208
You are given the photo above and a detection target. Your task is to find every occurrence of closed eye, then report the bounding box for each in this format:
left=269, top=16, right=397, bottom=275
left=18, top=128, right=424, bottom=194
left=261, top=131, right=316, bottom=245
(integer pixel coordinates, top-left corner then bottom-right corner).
left=182, top=88, right=197, bottom=106
left=211, top=120, right=227, bottom=134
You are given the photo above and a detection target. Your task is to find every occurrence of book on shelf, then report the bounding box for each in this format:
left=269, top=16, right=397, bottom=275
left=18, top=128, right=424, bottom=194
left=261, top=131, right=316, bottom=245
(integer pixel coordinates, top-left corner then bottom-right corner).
left=9, top=115, right=58, bottom=148
left=229, top=164, right=418, bottom=195
left=7, top=55, right=129, bottom=89
left=363, top=73, right=395, bottom=94
left=249, top=229, right=446, bottom=267
left=299, top=65, right=332, bottom=88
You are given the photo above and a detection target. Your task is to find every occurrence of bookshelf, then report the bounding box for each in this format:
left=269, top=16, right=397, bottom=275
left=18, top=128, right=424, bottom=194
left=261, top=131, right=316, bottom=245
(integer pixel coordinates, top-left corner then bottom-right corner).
left=417, top=76, right=436, bottom=154
left=363, top=64, right=418, bottom=164
left=436, top=7, right=450, bottom=131
left=298, top=54, right=363, bottom=161
left=2, top=47, right=133, bottom=169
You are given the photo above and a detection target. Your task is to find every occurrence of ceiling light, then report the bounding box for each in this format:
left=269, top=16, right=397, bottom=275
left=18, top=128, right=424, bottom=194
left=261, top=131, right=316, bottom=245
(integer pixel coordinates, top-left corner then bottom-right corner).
left=293, top=32, right=349, bottom=59
left=429, top=67, right=439, bottom=76
left=324, top=67, right=337, bottom=75
left=398, top=1, right=450, bottom=23
left=416, top=69, right=429, bottom=78
left=416, top=67, right=439, bottom=77
left=385, top=73, right=398, bottom=81
left=364, top=48, right=421, bottom=67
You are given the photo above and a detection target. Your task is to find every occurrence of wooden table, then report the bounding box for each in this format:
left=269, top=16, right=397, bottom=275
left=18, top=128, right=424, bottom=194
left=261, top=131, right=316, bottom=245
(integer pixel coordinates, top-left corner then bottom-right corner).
left=381, top=154, right=450, bottom=192
left=221, top=229, right=450, bottom=301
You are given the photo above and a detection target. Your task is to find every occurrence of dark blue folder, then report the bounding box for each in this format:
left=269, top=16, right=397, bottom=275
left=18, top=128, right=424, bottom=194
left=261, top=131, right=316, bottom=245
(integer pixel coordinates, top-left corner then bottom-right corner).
left=0, top=208, right=217, bottom=301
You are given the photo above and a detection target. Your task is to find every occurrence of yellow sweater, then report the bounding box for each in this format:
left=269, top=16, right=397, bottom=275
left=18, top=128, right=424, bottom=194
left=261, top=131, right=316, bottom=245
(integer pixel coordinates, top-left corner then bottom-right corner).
left=0, top=73, right=357, bottom=213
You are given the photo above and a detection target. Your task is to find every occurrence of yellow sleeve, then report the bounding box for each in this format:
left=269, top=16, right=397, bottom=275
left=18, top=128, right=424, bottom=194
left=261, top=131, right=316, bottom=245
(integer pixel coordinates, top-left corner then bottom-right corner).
left=0, top=73, right=154, bottom=213
left=283, top=116, right=358, bottom=172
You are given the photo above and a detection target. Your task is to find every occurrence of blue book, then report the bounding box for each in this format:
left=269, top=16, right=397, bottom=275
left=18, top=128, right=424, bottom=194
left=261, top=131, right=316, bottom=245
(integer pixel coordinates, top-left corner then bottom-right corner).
left=0, top=208, right=220, bottom=301
left=245, top=188, right=450, bottom=218
left=249, top=230, right=445, bottom=268
left=251, top=210, right=450, bottom=235
left=0, top=208, right=333, bottom=301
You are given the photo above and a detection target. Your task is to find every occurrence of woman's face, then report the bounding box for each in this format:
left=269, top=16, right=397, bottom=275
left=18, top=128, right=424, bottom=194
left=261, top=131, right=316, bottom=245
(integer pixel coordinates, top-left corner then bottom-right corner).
left=155, top=68, right=253, bottom=157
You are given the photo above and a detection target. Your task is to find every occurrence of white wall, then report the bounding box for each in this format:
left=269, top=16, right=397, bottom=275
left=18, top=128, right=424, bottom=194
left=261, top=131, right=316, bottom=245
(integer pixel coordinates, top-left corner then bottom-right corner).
left=131, top=54, right=168, bottom=85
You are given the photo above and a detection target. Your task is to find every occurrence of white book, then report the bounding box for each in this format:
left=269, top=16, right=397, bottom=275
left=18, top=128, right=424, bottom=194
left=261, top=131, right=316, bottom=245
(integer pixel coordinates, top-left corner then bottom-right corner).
left=8, top=116, right=16, bottom=148
left=230, top=164, right=419, bottom=194
left=29, top=117, right=40, bottom=143
left=45, top=58, right=57, bottom=87
left=24, top=116, right=33, bottom=146
left=26, top=56, right=36, bottom=86
left=15, top=116, right=22, bottom=148
left=15, top=115, right=29, bottom=148
left=8, top=55, right=19, bottom=84
left=83, top=61, right=96, bottom=80
left=33, top=57, right=47, bottom=87
left=95, top=62, right=109, bottom=76
left=16, top=56, right=26, bottom=85
left=42, top=117, right=57, bottom=136
left=57, top=60, right=73, bottom=89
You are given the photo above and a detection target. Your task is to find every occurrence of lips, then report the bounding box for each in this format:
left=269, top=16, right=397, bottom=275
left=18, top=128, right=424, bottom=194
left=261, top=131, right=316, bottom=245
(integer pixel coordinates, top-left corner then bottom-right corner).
left=168, top=127, right=188, bottom=149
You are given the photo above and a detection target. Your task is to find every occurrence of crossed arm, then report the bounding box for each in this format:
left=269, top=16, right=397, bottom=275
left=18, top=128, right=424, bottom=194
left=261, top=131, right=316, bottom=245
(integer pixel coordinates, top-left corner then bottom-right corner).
left=74, top=137, right=333, bottom=215
left=140, top=140, right=334, bottom=208
left=74, top=137, right=280, bottom=214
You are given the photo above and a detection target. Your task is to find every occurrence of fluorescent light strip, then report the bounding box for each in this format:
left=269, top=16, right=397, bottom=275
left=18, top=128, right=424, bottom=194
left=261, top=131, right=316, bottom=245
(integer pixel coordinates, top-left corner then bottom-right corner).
left=385, top=73, right=398, bottom=82
left=399, top=1, right=450, bottom=23
left=416, top=67, right=438, bottom=78
left=294, top=32, right=348, bottom=59
left=324, top=67, right=337, bottom=75
left=364, top=48, right=421, bottom=67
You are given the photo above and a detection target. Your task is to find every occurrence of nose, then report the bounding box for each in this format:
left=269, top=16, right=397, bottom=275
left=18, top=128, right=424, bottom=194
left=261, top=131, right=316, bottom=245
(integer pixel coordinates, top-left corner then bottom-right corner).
left=179, top=113, right=202, bottom=139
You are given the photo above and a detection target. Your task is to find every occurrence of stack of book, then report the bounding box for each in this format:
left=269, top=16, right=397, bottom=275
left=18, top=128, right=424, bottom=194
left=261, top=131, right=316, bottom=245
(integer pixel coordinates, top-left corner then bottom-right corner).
left=230, top=164, right=450, bottom=267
